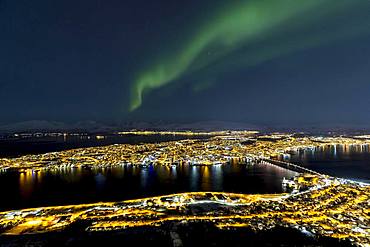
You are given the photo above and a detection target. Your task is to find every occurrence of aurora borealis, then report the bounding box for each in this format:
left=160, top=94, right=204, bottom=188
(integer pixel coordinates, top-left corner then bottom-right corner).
left=1, top=0, right=370, bottom=125
left=130, top=0, right=370, bottom=111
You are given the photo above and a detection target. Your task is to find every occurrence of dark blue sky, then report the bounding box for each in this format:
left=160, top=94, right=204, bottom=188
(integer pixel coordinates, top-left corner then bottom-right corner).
left=1, top=0, right=370, bottom=125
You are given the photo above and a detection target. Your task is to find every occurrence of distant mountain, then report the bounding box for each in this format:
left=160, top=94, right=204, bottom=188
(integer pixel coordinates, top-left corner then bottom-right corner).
left=0, top=120, right=68, bottom=133
left=264, top=123, right=370, bottom=134
left=138, top=121, right=262, bottom=131
left=0, top=120, right=261, bottom=134
left=71, top=121, right=116, bottom=132
left=1, top=120, right=368, bottom=135
left=0, top=120, right=115, bottom=134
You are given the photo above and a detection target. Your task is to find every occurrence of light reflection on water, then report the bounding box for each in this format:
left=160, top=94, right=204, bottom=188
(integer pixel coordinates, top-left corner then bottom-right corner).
left=19, top=170, right=35, bottom=199
left=9, top=143, right=370, bottom=212
left=283, top=144, right=370, bottom=182
left=211, top=165, right=223, bottom=191
left=0, top=162, right=298, bottom=211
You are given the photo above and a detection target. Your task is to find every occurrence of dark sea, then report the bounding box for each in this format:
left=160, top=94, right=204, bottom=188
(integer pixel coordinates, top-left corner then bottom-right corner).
left=281, top=144, right=370, bottom=183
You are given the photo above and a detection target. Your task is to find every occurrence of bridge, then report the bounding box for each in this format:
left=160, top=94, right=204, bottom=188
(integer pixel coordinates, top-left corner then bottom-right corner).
left=259, top=158, right=322, bottom=175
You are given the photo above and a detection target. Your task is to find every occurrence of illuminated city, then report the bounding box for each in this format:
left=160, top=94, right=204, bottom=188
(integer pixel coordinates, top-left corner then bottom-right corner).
left=0, top=175, right=369, bottom=244
left=0, top=132, right=369, bottom=246
left=1, top=131, right=369, bottom=173
left=1, top=0, right=370, bottom=246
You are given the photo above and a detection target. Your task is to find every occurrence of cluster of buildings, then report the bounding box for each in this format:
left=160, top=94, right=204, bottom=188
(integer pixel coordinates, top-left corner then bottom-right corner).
left=1, top=131, right=369, bottom=173
left=0, top=131, right=369, bottom=245
left=0, top=175, right=368, bottom=245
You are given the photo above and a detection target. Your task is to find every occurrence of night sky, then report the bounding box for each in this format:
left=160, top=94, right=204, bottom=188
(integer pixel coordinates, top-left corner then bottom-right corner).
left=1, top=0, right=370, bottom=126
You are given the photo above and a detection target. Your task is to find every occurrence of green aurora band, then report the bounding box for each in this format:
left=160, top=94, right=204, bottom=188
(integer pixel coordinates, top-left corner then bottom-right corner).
left=129, top=0, right=370, bottom=111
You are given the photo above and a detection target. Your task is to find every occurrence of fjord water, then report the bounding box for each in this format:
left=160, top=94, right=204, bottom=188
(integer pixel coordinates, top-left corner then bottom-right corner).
left=0, top=162, right=296, bottom=211
left=284, top=144, right=370, bottom=182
